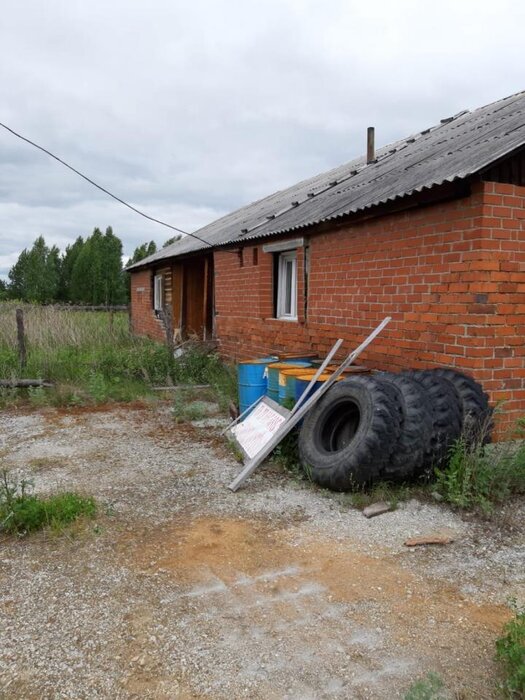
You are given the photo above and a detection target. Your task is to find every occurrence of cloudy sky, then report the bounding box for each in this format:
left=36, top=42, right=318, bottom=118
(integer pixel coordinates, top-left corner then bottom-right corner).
left=0, top=0, right=524, bottom=279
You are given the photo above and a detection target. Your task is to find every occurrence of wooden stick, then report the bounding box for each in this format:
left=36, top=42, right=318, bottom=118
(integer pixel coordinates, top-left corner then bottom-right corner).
left=152, top=384, right=210, bottom=391
left=16, top=308, right=26, bottom=370
left=228, top=317, right=391, bottom=492
left=221, top=394, right=265, bottom=435
left=0, top=379, right=53, bottom=388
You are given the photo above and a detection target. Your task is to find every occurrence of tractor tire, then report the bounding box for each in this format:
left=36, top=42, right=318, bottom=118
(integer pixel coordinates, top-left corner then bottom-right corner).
left=430, top=368, right=493, bottom=443
left=298, top=375, right=401, bottom=491
left=375, top=373, right=434, bottom=479
left=403, top=370, right=462, bottom=473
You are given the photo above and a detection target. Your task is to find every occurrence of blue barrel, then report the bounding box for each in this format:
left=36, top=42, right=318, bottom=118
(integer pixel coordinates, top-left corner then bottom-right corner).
left=238, top=357, right=277, bottom=414
left=267, top=362, right=311, bottom=403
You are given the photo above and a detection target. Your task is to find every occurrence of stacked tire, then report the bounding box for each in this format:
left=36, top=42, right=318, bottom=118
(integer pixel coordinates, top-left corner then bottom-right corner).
left=298, top=368, right=491, bottom=491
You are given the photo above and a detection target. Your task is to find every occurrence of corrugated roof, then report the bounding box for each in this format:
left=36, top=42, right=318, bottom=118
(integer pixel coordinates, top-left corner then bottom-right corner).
left=128, top=90, right=525, bottom=270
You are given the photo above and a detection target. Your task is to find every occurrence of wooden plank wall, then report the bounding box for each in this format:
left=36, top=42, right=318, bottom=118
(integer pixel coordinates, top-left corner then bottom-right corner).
left=482, top=148, right=525, bottom=186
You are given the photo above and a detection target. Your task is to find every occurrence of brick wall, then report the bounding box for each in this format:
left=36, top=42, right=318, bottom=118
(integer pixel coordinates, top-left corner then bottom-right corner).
left=129, top=268, right=166, bottom=342
left=214, top=181, right=525, bottom=432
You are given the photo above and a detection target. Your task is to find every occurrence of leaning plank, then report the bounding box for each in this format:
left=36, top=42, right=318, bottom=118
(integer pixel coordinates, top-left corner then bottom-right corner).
left=0, top=379, right=54, bottom=388
left=228, top=317, right=391, bottom=492
left=290, top=338, right=343, bottom=415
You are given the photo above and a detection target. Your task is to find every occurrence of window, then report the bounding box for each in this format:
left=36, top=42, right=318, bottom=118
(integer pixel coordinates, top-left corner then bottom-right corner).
left=276, top=251, right=297, bottom=320
left=153, top=273, right=164, bottom=312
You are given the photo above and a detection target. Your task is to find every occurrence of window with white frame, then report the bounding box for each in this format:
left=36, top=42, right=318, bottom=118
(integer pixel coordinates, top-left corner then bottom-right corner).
left=276, top=251, right=297, bottom=320
left=153, top=273, right=164, bottom=312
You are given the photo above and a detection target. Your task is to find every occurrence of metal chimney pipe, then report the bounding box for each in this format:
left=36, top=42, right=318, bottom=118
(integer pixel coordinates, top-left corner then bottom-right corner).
left=367, top=126, right=375, bottom=164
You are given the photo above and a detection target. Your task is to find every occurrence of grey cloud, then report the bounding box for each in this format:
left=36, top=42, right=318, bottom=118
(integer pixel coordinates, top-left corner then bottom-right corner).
left=0, top=0, right=524, bottom=278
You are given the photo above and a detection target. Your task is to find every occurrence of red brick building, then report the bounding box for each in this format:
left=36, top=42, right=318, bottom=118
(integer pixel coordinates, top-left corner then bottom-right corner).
left=128, top=91, right=525, bottom=430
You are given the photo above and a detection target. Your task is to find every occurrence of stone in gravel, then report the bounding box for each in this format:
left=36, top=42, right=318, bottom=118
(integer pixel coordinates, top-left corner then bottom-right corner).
left=362, top=502, right=391, bottom=518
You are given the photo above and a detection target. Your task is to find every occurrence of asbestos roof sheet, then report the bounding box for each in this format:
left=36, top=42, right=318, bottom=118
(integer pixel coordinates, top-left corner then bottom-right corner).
left=128, top=90, right=525, bottom=269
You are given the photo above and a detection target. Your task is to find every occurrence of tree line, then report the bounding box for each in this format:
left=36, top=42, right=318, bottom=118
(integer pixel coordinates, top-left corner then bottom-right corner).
left=0, top=229, right=182, bottom=305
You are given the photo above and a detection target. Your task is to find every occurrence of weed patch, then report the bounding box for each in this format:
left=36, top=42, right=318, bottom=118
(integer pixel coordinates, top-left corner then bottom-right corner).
left=403, top=672, right=446, bottom=700
left=496, top=600, right=525, bottom=697
left=435, top=418, right=525, bottom=513
left=273, top=431, right=306, bottom=481
left=172, top=347, right=237, bottom=411
left=172, top=389, right=212, bottom=424
left=0, top=469, right=96, bottom=535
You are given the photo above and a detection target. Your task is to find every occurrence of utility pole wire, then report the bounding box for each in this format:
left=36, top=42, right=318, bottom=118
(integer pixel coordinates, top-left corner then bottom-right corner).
left=0, top=120, right=215, bottom=249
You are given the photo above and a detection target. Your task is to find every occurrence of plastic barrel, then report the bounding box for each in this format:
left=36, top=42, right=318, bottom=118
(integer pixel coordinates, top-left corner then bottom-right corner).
left=238, top=357, right=278, bottom=414
left=267, top=361, right=311, bottom=403
left=294, top=372, right=342, bottom=404
left=278, top=367, right=316, bottom=405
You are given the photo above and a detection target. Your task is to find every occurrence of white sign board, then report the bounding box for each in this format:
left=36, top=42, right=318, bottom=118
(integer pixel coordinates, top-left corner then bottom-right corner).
left=230, top=397, right=290, bottom=460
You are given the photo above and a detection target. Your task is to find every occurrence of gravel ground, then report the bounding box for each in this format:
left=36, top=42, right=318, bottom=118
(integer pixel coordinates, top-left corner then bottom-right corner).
left=0, top=402, right=523, bottom=700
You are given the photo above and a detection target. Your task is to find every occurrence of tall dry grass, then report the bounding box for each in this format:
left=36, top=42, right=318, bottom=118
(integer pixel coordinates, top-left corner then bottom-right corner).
left=0, top=303, right=237, bottom=407
left=0, top=303, right=174, bottom=403
left=0, top=302, right=129, bottom=351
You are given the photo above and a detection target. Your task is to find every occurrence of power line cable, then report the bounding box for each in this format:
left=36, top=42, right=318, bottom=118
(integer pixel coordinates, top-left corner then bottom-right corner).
left=0, top=120, right=215, bottom=249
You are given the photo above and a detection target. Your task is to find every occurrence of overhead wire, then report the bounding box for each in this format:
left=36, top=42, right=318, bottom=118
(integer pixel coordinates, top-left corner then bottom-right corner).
left=0, top=120, right=216, bottom=250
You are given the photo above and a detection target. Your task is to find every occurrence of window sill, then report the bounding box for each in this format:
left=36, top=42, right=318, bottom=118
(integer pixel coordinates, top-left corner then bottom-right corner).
left=267, top=316, right=299, bottom=323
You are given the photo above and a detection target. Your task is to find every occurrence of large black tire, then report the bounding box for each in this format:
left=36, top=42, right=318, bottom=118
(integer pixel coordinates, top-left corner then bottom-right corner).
left=375, top=373, right=434, bottom=480
left=429, top=368, right=493, bottom=442
left=298, top=375, right=401, bottom=491
left=403, top=370, right=462, bottom=473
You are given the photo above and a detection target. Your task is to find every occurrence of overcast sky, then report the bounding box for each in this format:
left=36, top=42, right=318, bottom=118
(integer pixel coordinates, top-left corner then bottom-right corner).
left=0, top=0, right=524, bottom=279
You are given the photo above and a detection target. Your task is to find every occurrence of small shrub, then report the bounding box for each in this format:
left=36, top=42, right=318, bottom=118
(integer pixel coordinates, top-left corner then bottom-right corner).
left=172, top=392, right=210, bottom=423
left=435, top=418, right=525, bottom=512
left=0, top=469, right=96, bottom=535
left=273, top=431, right=307, bottom=480
left=404, top=672, right=446, bottom=700
left=496, top=600, right=525, bottom=697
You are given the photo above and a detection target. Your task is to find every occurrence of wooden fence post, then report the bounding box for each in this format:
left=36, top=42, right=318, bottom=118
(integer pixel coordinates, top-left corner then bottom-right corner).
left=161, top=306, right=174, bottom=353
left=16, top=308, right=26, bottom=370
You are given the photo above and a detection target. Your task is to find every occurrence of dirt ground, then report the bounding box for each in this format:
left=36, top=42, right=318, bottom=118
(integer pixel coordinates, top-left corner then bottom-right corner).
left=0, top=402, right=523, bottom=699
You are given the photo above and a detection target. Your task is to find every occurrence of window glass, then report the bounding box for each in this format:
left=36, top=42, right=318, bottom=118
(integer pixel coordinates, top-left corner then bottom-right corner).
left=276, top=251, right=297, bottom=319
left=154, top=274, right=164, bottom=311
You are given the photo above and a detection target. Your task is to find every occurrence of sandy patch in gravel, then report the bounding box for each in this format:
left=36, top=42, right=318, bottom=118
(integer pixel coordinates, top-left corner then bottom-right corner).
left=0, top=403, right=523, bottom=699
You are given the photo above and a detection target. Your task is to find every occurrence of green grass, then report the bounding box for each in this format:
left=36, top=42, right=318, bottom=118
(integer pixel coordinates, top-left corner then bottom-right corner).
left=496, top=600, right=525, bottom=697
left=0, top=469, right=96, bottom=535
left=169, top=346, right=237, bottom=411
left=403, top=672, right=446, bottom=700
left=172, top=389, right=211, bottom=423
left=0, top=303, right=237, bottom=409
left=435, top=419, right=525, bottom=513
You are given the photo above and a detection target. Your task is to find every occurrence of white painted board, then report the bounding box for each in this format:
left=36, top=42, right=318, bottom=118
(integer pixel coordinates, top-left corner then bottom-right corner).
left=229, top=397, right=290, bottom=460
